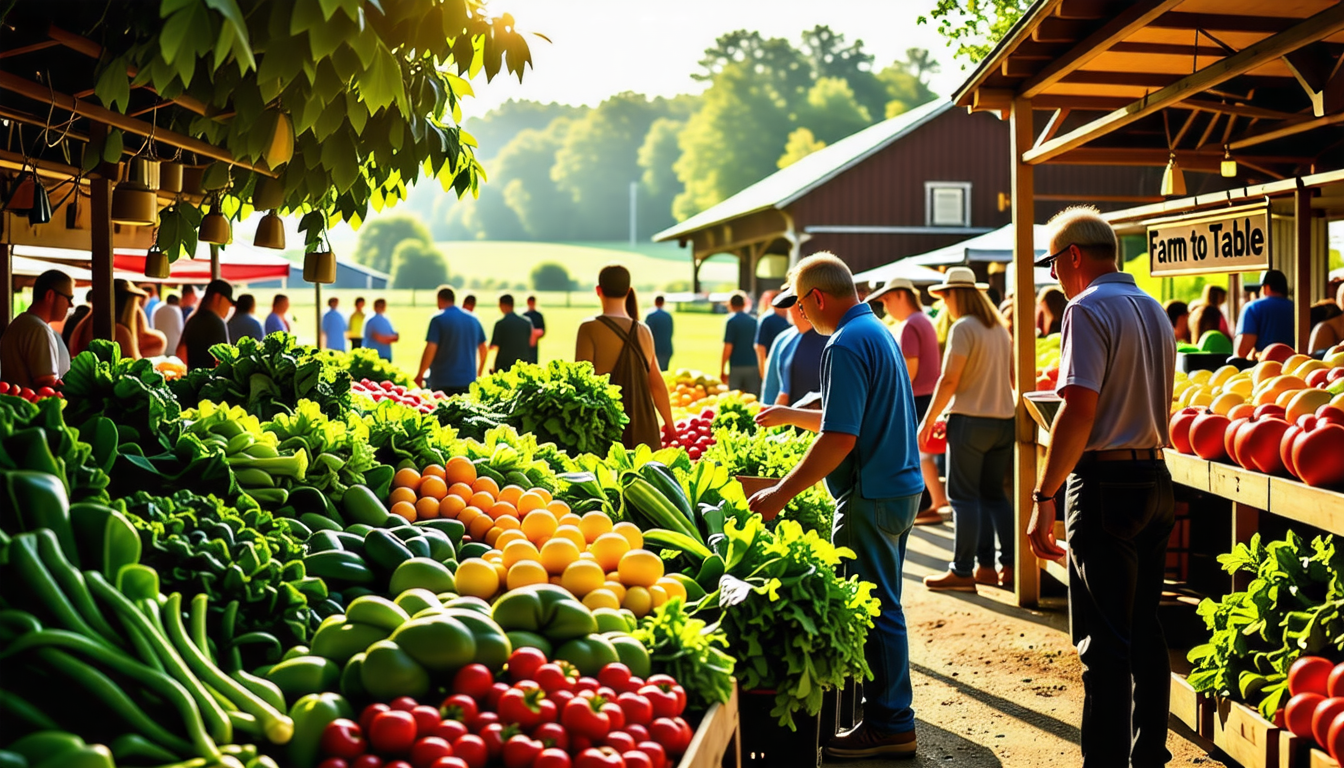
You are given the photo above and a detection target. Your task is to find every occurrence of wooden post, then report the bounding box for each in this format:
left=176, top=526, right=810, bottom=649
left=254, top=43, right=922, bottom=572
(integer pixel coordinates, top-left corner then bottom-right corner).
left=210, top=244, right=221, bottom=281
left=1010, top=97, right=1039, bottom=608
left=1295, top=187, right=1313, bottom=351
left=314, top=283, right=322, bottom=349
left=89, top=123, right=115, bottom=342
left=0, top=242, right=11, bottom=334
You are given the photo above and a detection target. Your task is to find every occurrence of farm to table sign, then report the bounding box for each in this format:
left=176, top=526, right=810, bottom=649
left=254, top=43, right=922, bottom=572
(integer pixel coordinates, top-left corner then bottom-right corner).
left=1147, top=203, right=1271, bottom=277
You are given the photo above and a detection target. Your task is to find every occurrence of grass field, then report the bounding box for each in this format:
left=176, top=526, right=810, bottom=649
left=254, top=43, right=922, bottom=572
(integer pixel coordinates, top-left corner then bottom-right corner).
left=263, top=288, right=731, bottom=381
left=422, top=241, right=740, bottom=291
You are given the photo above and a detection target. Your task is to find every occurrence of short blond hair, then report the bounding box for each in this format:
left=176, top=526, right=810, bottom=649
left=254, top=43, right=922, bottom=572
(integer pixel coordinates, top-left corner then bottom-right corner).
left=1047, top=205, right=1117, bottom=260
left=792, top=252, right=856, bottom=301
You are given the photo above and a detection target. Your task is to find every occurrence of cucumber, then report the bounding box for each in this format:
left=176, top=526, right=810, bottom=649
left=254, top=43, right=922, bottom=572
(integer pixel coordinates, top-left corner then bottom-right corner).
left=458, top=542, right=491, bottom=561
left=306, top=531, right=345, bottom=553
left=403, top=536, right=432, bottom=559
left=304, top=550, right=375, bottom=585
left=414, top=519, right=465, bottom=547
left=300, top=513, right=341, bottom=533
left=344, top=524, right=376, bottom=538
left=363, top=530, right=414, bottom=572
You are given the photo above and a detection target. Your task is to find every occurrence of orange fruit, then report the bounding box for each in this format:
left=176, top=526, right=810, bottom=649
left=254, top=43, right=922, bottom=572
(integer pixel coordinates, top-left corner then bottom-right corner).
left=488, top=501, right=519, bottom=521
left=502, top=540, right=542, bottom=568
left=389, top=487, right=417, bottom=506
left=456, top=559, right=499, bottom=599
left=472, top=476, right=501, bottom=497
left=617, top=549, right=663, bottom=588
left=449, top=482, right=475, bottom=500
left=422, top=464, right=447, bottom=481
left=392, top=467, right=422, bottom=492
left=602, top=580, right=627, bottom=603
left=590, top=533, right=631, bottom=572
left=517, top=492, right=547, bottom=516
left=438, top=495, right=467, bottom=519
left=561, top=560, right=605, bottom=597
left=468, top=514, right=495, bottom=540
left=483, top=549, right=504, bottom=564
left=534, top=488, right=554, bottom=504
left=546, top=499, right=571, bottom=517
left=493, top=562, right=509, bottom=582
left=484, top=527, right=505, bottom=547
left=657, top=577, right=688, bottom=603
left=470, top=492, right=497, bottom=511
left=553, top=525, right=586, bottom=550
left=579, top=512, right=614, bottom=544
left=582, top=588, right=621, bottom=611
left=495, top=514, right=521, bottom=531
left=539, top=537, right=581, bottom=575
left=623, top=586, right=652, bottom=617
left=416, top=497, right=441, bottom=520
left=649, top=585, right=669, bottom=608
left=613, top=522, right=644, bottom=550
left=458, top=506, right=483, bottom=528
left=507, top=560, right=549, bottom=589
left=498, top=485, right=525, bottom=506
left=446, top=456, right=477, bottom=486
left=579, top=551, right=597, bottom=563
left=495, top=527, right=527, bottom=546
left=522, top=510, right=558, bottom=543
left=419, top=476, right=448, bottom=501
left=390, top=501, right=418, bottom=522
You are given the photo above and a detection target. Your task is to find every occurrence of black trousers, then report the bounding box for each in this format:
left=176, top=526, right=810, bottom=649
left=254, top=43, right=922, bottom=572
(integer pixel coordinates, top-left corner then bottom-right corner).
left=1065, top=458, right=1175, bottom=768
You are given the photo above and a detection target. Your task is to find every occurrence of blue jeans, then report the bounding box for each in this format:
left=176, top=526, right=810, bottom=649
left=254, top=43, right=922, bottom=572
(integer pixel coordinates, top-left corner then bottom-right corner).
left=832, top=485, right=920, bottom=735
left=946, top=414, right=1015, bottom=576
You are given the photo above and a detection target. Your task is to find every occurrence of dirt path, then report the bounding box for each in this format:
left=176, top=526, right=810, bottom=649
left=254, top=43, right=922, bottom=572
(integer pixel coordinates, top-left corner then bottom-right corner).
left=829, top=521, right=1226, bottom=767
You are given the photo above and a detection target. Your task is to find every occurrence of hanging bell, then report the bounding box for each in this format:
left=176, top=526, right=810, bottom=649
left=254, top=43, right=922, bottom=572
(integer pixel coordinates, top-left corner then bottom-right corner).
left=144, top=245, right=171, bottom=279
left=199, top=210, right=231, bottom=245
left=160, top=162, right=184, bottom=194
left=126, top=157, right=161, bottom=191
left=252, top=176, right=285, bottom=211
left=254, top=210, right=286, bottom=249
left=110, top=187, right=158, bottom=226
left=3, top=174, right=36, bottom=212
left=303, top=247, right=337, bottom=284
left=1160, top=153, right=1186, bottom=197
left=27, top=177, right=52, bottom=225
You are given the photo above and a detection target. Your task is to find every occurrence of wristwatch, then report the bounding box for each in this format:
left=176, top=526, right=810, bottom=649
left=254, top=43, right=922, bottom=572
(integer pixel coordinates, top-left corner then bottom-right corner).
left=1032, top=489, right=1056, bottom=504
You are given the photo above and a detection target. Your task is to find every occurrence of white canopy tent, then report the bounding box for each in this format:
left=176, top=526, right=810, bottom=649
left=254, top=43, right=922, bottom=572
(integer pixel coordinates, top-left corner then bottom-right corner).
left=850, top=259, right=948, bottom=286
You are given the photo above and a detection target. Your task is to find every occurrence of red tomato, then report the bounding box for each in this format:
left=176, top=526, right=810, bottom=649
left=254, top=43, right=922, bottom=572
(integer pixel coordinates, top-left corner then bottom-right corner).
left=534, top=747, right=572, bottom=768
left=649, top=718, right=691, bottom=756
left=616, top=693, right=653, bottom=727
left=431, top=759, right=469, bottom=768
left=412, top=706, right=443, bottom=738
left=1294, top=424, right=1344, bottom=487
left=502, top=735, right=543, bottom=768
left=598, top=664, right=632, bottom=692
left=411, top=737, right=455, bottom=768
left=1169, top=407, right=1201, bottom=454
left=1293, top=657, right=1336, bottom=696
left=604, top=731, right=637, bottom=753
left=1287, top=693, right=1326, bottom=738
left=1235, top=416, right=1291, bottom=474
left=1328, top=663, right=1344, bottom=698
left=436, top=721, right=469, bottom=744
left=1189, top=411, right=1230, bottom=461
left=509, top=648, right=548, bottom=682
left=532, top=723, right=570, bottom=751
left=536, top=663, right=578, bottom=694
left=352, top=756, right=383, bottom=768
left=487, top=683, right=511, bottom=710
left=624, top=725, right=650, bottom=744
left=1316, top=699, right=1344, bottom=747
left=321, top=719, right=367, bottom=759
left=468, top=712, right=500, bottom=734
left=440, top=694, right=479, bottom=724
left=622, top=751, right=652, bottom=768
left=391, top=697, right=420, bottom=712
left=562, top=697, right=613, bottom=741
left=482, top=723, right=523, bottom=760
left=1328, top=710, right=1344, bottom=762
left=499, top=686, right=550, bottom=729
left=576, top=677, right=601, bottom=693
left=635, top=741, right=666, bottom=768
left=370, top=710, right=420, bottom=755
left=320, top=760, right=350, bottom=768
left=452, top=735, right=489, bottom=768
left=575, top=747, right=625, bottom=768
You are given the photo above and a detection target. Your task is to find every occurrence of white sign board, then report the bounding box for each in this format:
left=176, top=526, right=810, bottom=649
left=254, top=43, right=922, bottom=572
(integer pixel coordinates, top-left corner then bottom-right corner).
left=1147, top=203, right=1271, bottom=277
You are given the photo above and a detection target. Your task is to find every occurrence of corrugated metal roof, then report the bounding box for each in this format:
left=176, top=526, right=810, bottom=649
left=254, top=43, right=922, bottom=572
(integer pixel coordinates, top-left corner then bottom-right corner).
left=653, top=99, right=954, bottom=242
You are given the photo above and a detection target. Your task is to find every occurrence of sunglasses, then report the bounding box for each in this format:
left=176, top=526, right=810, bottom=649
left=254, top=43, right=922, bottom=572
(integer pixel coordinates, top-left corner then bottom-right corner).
left=1039, top=243, right=1075, bottom=269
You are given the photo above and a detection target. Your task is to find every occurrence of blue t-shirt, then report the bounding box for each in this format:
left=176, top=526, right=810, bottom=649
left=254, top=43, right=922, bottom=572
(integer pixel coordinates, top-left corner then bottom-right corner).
left=227, top=313, right=264, bottom=343
left=427, top=306, right=486, bottom=389
left=264, top=312, right=288, bottom=335
left=820, top=304, right=923, bottom=500
left=322, top=309, right=347, bottom=352
left=755, top=312, right=790, bottom=354
left=724, top=312, right=757, bottom=367
left=364, top=312, right=396, bottom=361
left=786, top=329, right=826, bottom=398
left=1237, top=295, right=1295, bottom=351
left=144, top=298, right=160, bottom=324
left=762, top=327, right=800, bottom=405
left=646, top=308, right=674, bottom=360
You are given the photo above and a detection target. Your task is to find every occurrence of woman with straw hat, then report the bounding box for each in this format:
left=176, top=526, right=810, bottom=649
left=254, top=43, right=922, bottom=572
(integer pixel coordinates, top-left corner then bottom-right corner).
left=918, top=267, right=1016, bottom=592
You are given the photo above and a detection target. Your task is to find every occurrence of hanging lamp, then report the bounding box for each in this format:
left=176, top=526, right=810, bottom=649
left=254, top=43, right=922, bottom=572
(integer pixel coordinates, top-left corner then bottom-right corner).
left=1221, top=145, right=1238, bottom=178
left=254, top=210, right=285, bottom=249
left=199, top=194, right=231, bottom=245
left=303, top=223, right=337, bottom=284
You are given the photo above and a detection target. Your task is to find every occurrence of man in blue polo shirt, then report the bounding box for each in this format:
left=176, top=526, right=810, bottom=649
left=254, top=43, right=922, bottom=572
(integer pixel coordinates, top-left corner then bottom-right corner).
left=749, top=253, right=924, bottom=759
left=1235, top=269, right=1295, bottom=358
left=720, top=292, right=760, bottom=395
left=415, top=286, right=487, bottom=395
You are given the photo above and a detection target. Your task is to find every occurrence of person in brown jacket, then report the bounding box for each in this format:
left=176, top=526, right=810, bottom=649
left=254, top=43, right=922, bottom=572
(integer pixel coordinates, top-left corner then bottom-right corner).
left=575, top=264, right=676, bottom=449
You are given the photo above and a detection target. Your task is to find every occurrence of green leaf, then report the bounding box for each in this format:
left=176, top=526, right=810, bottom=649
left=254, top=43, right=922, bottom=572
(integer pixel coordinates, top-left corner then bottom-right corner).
left=102, top=130, right=124, bottom=164
left=94, top=57, right=132, bottom=113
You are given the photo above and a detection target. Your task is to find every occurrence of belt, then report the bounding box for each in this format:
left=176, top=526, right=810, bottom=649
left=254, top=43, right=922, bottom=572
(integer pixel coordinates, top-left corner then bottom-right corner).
left=1082, top=448, right=1164, bottom=462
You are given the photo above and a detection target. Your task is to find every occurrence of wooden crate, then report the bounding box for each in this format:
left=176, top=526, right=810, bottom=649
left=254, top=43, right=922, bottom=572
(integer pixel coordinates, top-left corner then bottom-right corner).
left=1210, top=697, right=1281, bottom=768
left=1170, top=673, right=1209, bottom=735
left=1279, top=733, right=1312, bottom=768
left=677, top=683, right=740, bottom=768
left=1310, top=748, right=1339, bottom=768
left=1210, top=463, right=1272, bottom=509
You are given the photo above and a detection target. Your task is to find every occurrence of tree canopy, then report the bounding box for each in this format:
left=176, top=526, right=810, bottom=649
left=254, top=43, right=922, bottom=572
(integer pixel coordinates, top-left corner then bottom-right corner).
left=530, top=262, right=574, bottom=291
left=390, top=239, right=450, bottom=289
left=352, top=216, right=432, bottom=274
left=919, top=1, right=1033, bottom=63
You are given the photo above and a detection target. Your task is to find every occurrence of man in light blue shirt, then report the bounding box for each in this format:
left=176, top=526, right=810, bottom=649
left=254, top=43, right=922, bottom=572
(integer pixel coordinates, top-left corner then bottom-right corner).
left=645, top=294, right=674, bottom=371
left=416, top=286, right=487, bottom=395
left=1235, top=269, right=1295, bottom=357
left=321, top=297, right=347, bottom=351
left=265, top=294, right=290, bottom=336
left=748, top=253, right=922, bottom=759
left=364, top=298, right=399, bottom=361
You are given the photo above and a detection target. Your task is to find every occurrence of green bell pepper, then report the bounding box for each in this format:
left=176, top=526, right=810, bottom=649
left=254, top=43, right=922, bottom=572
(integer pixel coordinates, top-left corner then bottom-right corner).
left=389, top=558, right=456, bottom=594
left=265, top=656, right=342, bottom=700
left=388, top=615, right=477, bottom=672
left=360, top=640, right=431, bottom=701
left=554, top=634, right=621, bottom=676
left=287, top=693, right=352, bottom=768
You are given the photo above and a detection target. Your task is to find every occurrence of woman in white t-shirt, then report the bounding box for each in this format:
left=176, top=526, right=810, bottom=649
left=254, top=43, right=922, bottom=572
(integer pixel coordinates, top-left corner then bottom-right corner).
left=917, top=267, right=1016, bottom=593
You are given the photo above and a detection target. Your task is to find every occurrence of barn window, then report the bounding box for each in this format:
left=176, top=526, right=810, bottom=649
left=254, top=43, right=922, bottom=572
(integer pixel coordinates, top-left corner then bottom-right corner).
left=925, top=182, right=971, bottom=227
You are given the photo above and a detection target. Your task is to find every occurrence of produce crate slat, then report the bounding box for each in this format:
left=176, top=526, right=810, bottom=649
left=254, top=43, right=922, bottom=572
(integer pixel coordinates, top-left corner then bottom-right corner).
left=1167, top=452, right=1212, bottom=492
left=1310, top=748, right=1339, bottom=768
left=1210, top=464, right=1271, bottom=510
left=1169, top=673, right=1209, bottom=736
left=1268, top=477, right=1344, bottom=538
left=1280, top=733, right=1311, bottom=768
left=678, top=683, right=740, bottom=768
left=1210, top=697, right=1280, bottom=768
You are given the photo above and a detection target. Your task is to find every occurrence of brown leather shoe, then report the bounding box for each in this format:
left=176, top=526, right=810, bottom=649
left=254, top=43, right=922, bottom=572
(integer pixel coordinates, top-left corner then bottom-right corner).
left=913, top=509, right=943, bottom=525
left=998, top=566, right=1015, bottom=589
left=923, top=570, right=977, bottom=592
left=973, top=566, right=998, bottom=586
left=824, top=722, right=917, bottom=759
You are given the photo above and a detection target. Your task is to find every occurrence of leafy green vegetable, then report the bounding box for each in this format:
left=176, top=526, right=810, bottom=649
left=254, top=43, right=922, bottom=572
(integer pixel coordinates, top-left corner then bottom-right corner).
left=169, top=333, right=351, bottom=421
left=317, top=348, right=413, bottom=387
left=467, top=361, right=628, bottom=456
left=62, top=341, right=181, bottom=454
left=711, top=393, right=758, bottom=434
left=706, top=517, right=879, bottom=729
left=633, top=599, right=736, bottom=714
left=0, top=395, right=110, bottom=502
left=702, top=428, right=834, bottom=534
left=263, top=400, right=386, bottom=502
left=433, top=397, right=509, bottom=442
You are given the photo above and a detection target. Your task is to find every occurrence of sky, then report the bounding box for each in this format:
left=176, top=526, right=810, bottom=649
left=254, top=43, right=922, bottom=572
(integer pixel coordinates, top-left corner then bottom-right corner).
left=459, top=0, right=972, bottom=118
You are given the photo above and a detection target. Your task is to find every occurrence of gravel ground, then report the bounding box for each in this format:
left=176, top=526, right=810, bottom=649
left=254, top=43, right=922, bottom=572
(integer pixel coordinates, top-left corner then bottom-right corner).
left=821, top=520, right=1228, bottom=768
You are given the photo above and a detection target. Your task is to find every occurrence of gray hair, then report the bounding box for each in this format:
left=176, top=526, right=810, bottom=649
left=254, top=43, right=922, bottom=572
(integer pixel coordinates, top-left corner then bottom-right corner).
left=1047, top=205, right=1117, bottom=260
left=793, top=252, right=857, bottom=300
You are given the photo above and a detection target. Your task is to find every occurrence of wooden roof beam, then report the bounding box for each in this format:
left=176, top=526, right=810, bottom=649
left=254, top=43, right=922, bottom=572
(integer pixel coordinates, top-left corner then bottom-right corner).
left=1229, top=111, right=1344, bottom=150
left=1035, top=108, right=1071, bottom=149
left=1061, top=71, right=1181, bottom=88
left=1033, top=18, right=1091, bottom=43
left=1023, top=0, right=1185, bottom=99
left=1148, top=12, right=1294, bottom=35
left=0, top=40, right=59, bottom=60
left=1179, top=98, right=1296, bottom=120
left=1282, top=42, right=1344, bottom=116
left=45, top=25, right=213, bottom=119
left=1022, top=2, right=1344, bottom=165
left=1049, top=146, right=1305, bottom=170
left=1109, top=41, right=1233, bottom=58
left=1055, top=0, right=1117, bottom=20
left=1032, top=95, right=1134, bottom=111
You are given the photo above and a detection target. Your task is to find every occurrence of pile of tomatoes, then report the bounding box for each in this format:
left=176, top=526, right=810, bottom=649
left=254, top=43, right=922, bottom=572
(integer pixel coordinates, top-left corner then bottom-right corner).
left=353, top=379, right=448, bottom=414
left=316, top=649, right=694, bottom=768
left=1282, top=656, right=1344, bottom=762
left=659, top=409, right=716, bottom=460
left=0, top=382, right=61, bottom=403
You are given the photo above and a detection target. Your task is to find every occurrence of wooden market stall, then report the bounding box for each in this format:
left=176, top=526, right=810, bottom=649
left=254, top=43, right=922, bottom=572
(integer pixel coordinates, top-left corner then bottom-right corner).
left=954, top=3, right=1344, bottom=764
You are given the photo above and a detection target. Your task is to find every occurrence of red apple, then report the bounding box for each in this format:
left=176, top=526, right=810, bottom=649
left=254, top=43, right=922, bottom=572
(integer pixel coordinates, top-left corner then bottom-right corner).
left=1170, top=407, right=1201, bottom=454
left=1254, top=404, right=1288, bottom=421
left=1190, top=411, right=1232, bottom=461
left=1235, top=416, right=1292, bottom=475
left=1225, top=417, right=1251, bottom=467
left=1262, top=343, right=1296, bottom=364
left=1317, top=405, right=1344, bottom=427
left=1309, top=369, right=1333, bottom=389
left=1292, top=423, right=1344, bottom=488
left=1283, top=422, right=1310, bottom=480
left=1328, top=368, right=1344, bottom=384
